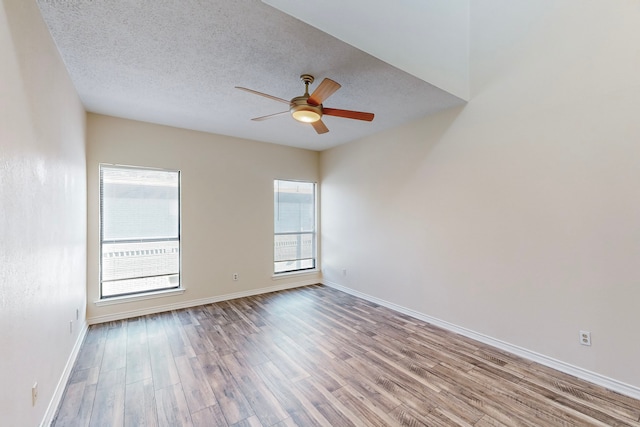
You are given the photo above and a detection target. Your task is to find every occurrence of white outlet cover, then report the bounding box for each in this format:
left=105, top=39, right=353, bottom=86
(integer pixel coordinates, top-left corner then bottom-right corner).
left=579, top=330, right=591, bottom=346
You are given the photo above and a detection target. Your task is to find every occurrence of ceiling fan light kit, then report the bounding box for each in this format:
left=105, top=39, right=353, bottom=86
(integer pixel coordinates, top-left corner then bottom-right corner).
left=236, top=74, right=374, bottom=134
left=290, top=100, right=322, bottom=123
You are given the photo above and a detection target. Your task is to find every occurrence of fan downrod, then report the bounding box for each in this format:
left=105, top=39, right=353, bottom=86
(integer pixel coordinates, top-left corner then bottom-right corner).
left=300, top=74, right=314, bottom=96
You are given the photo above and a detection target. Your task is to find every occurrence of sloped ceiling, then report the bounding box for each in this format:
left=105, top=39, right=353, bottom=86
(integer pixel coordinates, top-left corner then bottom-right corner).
left=263, top=0, right=470, bottom=101
left=36, top=0, right=466, bottom=151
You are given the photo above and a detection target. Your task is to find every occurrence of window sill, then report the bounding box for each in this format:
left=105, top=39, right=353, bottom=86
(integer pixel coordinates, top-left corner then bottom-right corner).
left=272, top=269, right=319, bottom=280
left=95, top=287, right=185, bottom=306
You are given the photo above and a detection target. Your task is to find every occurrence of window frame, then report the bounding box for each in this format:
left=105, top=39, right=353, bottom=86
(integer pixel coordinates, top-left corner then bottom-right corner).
left=273, top=179, right=318, bottom=275
left=99, top=164, right=182, bottom=300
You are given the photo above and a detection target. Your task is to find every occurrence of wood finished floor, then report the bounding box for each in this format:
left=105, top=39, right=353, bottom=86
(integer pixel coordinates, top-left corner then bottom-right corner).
left=53, top=284, right=640, bottom=426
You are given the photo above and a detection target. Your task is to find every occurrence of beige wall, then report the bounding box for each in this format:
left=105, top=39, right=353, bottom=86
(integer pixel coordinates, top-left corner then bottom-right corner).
left=0, top=0, right=87, bottom=425
left=86, top=114, right=320, bottom=322
left=321, top=0, right=640, bottom=390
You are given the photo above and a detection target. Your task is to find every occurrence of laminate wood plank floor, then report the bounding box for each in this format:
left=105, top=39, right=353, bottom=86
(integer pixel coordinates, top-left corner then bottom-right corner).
left=53, top=285, right=640, bottom=426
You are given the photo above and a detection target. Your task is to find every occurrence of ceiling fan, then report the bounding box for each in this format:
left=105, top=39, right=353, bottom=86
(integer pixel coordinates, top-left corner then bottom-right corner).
left=235, top=74, right=374, bottom=134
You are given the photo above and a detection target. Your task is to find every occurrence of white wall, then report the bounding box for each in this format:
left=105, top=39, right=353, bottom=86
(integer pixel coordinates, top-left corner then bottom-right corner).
left=0, top=0, right=87, bottom=425
left=320, top=0, right=640, bottom=390
left=86, top=114, right=320, bottom=322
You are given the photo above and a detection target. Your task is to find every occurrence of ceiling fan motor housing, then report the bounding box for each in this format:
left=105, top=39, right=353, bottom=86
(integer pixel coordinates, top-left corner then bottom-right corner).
left=290, top=96, right=322, bottom=123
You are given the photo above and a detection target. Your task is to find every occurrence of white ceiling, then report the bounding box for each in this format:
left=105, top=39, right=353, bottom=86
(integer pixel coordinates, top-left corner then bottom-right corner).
left=36, top=0, right=466, bottom=151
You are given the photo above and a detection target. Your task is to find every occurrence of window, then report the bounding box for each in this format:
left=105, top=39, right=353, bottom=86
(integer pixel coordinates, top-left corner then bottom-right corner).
left=100, top=165, right=181, bottom=298
left=274, top=179, right=316, bottom=274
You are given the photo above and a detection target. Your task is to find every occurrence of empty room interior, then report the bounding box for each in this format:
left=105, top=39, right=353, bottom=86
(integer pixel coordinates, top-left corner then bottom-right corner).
left=2, top=0, right=640, bottom=425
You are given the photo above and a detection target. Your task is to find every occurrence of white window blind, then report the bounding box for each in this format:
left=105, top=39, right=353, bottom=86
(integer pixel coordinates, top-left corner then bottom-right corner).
left=274, top=179, right=316, bottom=274
left=100, top=165, right=180, bottom=298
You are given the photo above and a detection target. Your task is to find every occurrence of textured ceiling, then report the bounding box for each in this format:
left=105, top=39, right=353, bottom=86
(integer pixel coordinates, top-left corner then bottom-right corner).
left=36, top=0, right=465, bottom=151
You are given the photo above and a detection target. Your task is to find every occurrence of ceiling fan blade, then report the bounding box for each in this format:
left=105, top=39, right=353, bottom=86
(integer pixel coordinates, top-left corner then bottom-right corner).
left=235, top=86, right=290, bottom=104
left=307, top=78, right=341, bottom=106
left=311, top=119, right=329, bottom=134
left=323, top=108, right=374, bottom=122
left=251, top=111, right=289, bottom=121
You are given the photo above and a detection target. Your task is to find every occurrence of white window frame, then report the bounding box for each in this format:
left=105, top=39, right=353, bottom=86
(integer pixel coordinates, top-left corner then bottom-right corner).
left=273, top=179, right=318, bottom=275
left=99, top=164, right=182, bottom=299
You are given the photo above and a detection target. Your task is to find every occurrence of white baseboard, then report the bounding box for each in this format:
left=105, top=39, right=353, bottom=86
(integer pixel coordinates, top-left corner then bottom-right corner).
left=322, top=280, right=640, bottom=401
left=41, top=321, right=89, bottom=427
left=87, top=279, right=317, bottom=325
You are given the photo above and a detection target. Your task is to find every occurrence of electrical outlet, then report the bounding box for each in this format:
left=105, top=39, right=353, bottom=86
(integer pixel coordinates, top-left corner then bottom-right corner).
left=579, top=330, right=591, bottom=346
left=76, top=308, right=79, bottom=320
left=342, top=269, right=347, bottom=276
left=233, top=273, right=239, bottom=281
left=32, top=382, right=38, bottom=406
